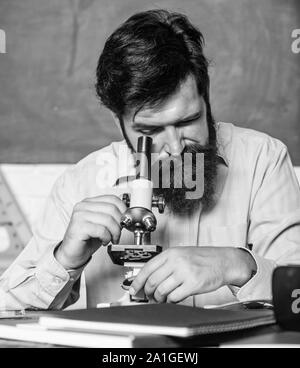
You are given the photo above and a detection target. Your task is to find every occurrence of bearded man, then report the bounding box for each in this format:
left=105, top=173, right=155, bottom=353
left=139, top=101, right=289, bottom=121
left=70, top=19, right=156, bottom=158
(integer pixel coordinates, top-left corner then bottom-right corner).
left=1, top=9, right=300, bottom=309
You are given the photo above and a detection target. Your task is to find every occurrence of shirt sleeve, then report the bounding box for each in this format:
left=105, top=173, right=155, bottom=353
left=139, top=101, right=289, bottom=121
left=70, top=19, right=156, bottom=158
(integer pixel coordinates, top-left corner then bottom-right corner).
left=0, top=168, right=85, bottom=310
left=231, top=138, right=300, bottom=302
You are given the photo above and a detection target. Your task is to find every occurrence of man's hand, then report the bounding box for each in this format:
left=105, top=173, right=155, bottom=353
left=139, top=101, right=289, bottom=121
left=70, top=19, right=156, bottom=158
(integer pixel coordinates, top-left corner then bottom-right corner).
left=129, top=247, right=257, bottom=303
left=55, top=195, right=127, bottom=269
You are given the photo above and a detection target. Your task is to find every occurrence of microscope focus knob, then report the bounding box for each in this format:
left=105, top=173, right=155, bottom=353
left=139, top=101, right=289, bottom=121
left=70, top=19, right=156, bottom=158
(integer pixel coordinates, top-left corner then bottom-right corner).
left=120, top=214, right=132, bottom=228
left=143, top=216, right=156, bottom=232
left=152, top=194, right=165, bottom=214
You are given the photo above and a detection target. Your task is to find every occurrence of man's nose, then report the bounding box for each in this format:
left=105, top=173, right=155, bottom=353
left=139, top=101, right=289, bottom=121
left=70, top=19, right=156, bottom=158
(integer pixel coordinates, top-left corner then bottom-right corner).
left=164, top=126, right=184, bottom=157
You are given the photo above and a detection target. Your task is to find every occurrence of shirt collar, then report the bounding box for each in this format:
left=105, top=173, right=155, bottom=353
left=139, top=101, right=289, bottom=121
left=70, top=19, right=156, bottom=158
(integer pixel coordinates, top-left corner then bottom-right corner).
left=216, top=141, right=229, bottom=167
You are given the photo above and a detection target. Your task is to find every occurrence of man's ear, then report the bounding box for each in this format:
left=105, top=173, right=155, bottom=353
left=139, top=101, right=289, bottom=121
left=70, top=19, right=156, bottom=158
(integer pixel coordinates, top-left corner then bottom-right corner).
left=110, top=112, right=123, bottom=135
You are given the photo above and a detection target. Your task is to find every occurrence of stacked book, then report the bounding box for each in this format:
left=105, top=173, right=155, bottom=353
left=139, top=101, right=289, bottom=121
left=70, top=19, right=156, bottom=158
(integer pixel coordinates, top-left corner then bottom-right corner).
left=0, top=303, right=275, bottom=348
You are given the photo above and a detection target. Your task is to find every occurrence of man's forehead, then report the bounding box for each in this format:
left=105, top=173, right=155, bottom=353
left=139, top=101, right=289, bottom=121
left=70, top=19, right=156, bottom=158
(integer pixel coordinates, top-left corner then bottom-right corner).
left=133, top=105, right=203, bottom=127
left=133, top=97, right=204, bottom=128
left=130, top=75, right=203, bottom=126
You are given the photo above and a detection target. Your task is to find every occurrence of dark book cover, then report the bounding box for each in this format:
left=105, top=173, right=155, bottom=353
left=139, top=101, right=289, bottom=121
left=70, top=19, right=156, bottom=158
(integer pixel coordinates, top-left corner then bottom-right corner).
left=39, top=303, right=276, bottom=337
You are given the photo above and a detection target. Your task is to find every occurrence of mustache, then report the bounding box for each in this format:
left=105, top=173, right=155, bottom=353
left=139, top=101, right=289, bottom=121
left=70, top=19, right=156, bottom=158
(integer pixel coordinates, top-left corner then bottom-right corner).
left=180, top=142, right=217, bottom=157
left=152, top=143, right=218, bottom=215
left=134, top=142, right=217, bottom=172
left=152, top=141, right=216, bottom=192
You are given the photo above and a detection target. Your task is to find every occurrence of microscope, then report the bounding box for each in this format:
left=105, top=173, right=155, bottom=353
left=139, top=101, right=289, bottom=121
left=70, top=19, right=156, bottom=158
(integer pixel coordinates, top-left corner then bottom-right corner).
left=108, top=136, right=165, bottom=303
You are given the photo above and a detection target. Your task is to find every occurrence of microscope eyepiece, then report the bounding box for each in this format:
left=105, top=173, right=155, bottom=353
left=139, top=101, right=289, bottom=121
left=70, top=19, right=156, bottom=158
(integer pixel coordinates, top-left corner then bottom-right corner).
left=137, top=136, right=152, bottom=154
left=137, top=136, right=152, bottom=180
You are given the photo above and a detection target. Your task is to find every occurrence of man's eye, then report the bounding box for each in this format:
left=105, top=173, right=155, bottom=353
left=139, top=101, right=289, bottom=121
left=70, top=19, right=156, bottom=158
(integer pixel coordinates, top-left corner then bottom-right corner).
left=139, top=127, right=162, bottom=135
left=177, top=116, right=201, bottom=128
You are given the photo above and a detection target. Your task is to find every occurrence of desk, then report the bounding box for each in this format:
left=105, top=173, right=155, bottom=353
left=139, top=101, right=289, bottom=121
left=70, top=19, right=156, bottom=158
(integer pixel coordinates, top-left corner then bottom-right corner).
left=0, top=317, right=299, bottom=348
left=200, top=325, right=300, bottom=347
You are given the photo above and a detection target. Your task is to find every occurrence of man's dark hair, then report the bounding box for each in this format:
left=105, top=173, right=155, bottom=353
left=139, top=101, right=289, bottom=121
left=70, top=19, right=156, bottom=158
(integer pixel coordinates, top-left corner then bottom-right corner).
left=95, top=9, right=214, bottom=133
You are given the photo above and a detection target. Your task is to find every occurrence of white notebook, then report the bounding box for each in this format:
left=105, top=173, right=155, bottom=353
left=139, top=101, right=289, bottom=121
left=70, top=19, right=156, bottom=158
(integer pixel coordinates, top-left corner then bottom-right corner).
left=0, top=321, right=134, bottom=348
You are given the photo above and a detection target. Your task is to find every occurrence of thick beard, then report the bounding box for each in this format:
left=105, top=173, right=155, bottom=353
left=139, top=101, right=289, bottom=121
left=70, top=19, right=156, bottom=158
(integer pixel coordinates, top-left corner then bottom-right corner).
left=152, top=137, right=218, bottom=216
left=120, top=115, right=218, bottom=216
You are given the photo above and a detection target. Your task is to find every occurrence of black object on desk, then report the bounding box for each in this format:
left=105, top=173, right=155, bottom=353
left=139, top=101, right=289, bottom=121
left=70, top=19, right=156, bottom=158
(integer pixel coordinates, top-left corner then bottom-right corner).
left=272, top=265, right=300, bottom=331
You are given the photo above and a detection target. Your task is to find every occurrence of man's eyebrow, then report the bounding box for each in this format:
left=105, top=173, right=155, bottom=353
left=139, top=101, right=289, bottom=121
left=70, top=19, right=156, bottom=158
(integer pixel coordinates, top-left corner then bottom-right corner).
left=133, top=111, right=202, bottom=129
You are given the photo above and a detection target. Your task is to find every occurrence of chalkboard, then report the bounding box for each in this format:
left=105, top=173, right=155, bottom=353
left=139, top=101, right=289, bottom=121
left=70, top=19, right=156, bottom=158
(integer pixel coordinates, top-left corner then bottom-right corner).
left=0, top=0, right=299, bottom=164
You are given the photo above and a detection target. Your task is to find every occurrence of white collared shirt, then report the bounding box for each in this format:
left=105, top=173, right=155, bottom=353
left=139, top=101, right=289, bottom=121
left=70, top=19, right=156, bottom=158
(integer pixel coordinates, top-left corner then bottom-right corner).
left=1, top=122, right=300, bottom=310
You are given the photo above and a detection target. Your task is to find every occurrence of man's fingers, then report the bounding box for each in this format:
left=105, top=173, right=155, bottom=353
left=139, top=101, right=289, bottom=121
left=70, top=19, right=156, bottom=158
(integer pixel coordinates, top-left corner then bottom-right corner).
left=144, top=266, right=173, bottom=298
left=129, top=253, right=167, bottom=295
left=166, top=282, right=191, bottom=304
left=82, top=211, right=121, bottom=243
left=85, top=223, right=112, bottom=246
left=84, top=195, right=127, bottom=213
left=153, top=275, right=182, bottom=303
left=77, top=201, right=124, bottom=223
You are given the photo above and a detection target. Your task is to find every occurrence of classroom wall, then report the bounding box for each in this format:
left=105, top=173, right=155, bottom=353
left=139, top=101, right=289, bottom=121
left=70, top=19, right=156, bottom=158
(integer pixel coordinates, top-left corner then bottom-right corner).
left=0, top=0, right=299, bottom=164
